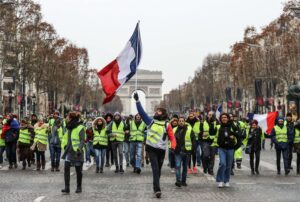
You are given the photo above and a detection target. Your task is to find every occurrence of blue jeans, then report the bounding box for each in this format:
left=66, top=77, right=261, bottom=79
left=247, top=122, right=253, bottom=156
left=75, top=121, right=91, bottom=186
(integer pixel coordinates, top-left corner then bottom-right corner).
left=123, top=142, right=130, bottom=164
left=168, top=149, right=175, bottom=169
left=175, top=152, right=189, bottom=183
left=50, top=145, right=61, bottom=168
left=95, top=148, right=106, bottom=168
left=130, top=142, right=142, bottom=169
left=85, top=141, right=95, bottom=163
left=216, top=148, right=234, bottom=183
left=0, top=146, right=5, bottom=164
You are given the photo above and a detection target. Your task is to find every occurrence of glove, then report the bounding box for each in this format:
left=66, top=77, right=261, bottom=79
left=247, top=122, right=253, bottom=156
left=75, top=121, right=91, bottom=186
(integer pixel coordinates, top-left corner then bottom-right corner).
left=133, top=92, right=139, bottom=101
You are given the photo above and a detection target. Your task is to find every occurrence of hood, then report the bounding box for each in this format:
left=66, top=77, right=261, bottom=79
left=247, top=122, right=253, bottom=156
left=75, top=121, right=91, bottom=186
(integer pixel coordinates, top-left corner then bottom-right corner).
left=93, top=117, right=107, bottom=129
left=34, top=123, right=49, bottom=130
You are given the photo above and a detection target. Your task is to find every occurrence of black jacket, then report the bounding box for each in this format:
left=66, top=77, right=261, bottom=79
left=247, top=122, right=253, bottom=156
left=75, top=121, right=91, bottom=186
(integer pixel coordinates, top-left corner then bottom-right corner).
left=217, top=123, right=238, bottom=150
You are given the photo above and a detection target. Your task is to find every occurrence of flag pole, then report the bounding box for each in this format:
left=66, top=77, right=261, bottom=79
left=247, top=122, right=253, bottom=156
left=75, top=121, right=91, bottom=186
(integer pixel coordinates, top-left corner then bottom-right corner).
left=135, top=20, right=140, bottom=92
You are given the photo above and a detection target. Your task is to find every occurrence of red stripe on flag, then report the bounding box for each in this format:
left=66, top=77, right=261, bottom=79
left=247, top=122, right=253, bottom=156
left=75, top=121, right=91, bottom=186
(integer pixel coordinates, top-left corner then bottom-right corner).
left=97, top=59, right=121, bottom=104
left=266, top=111, right=278, bottom=135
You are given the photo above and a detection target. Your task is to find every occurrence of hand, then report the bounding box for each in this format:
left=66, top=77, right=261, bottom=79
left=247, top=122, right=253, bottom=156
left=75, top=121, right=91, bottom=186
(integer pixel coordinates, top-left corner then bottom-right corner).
left=133, top=92, right=139, bottom=101
left=76, top=149, right=81, bottom=157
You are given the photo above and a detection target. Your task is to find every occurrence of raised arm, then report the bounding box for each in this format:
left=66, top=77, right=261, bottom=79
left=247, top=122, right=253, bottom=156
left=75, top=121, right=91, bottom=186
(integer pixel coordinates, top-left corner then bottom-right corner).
left=134, top=93, right=153, bottom=126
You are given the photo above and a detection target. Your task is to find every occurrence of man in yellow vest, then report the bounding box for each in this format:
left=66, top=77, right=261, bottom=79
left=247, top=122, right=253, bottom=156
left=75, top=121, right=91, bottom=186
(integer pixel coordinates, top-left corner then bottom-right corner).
left=200, top=111, right=217, bottom=175
left=134, top=92, right=176, bottom=198
left=270, top=116, right=293, bottom=175
left=61, top=112, right=85, bottom=194
left=129, top=113, right=146, bottom=174
left=0, top=116, right=5, bottom=169
left=49, top=119, right=64, bottom=172
left=107, top=112, right=128, bottom=173
left=173, top=117, right=195, bottom=187
left=294, top=120, right=300, bottom=174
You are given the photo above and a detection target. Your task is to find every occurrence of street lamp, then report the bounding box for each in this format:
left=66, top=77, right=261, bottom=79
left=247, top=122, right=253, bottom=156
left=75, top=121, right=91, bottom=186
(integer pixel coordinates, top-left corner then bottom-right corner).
left=8, top=89, right=12, bottom=113
left=32, top=94, right=36, bottom=114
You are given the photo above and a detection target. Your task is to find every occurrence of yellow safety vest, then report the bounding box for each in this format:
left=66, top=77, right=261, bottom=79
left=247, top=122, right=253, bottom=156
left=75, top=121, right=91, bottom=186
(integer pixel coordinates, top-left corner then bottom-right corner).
left=173, top=126, right=192, bottom=151
left=130, top=121, right=146, bottom=142
left=0, top=129, right=5, bottom=146
left=110, top=122, right=125, bottom=142
left=93, top=128, right=108, bottom=146
left=146, top=120, right=168, bottom=150
left=18, top=129, right=31, bottom=144
left=294, top=128, right=300, bottom=144
left=61, top=125, right=84, bottom=152
left=34, top=127, right=48, bottom=145
left=274, top=125, right=288, bottom=143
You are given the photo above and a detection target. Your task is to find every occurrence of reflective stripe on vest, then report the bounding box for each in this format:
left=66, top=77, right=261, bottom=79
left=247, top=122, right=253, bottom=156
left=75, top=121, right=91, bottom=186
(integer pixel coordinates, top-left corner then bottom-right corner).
left=146, top=120, right=168, bottom=150
left=93, top=128, right=108, bottom=146
left=18, top=129, right=31, bottom=144
left=71, top=125, right=84, bottom=151
left=274, top=125, right=288, bottom=143
left=294, top=129, right=300, bottom=144
left=130, top=121, right=146, bottom=142
left=173, top=126, right=192, bottom=151
left=34, top=128, right=48, bottom=145
left=0, top=130, right=5, bottom=146
left=110, top=122, right=125, bottom=142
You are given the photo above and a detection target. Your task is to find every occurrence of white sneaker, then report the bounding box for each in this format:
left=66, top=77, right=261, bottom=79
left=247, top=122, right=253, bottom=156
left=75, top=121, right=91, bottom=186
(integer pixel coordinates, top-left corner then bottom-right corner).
left=218, top=182, right=224, bottom=188
left=86, top=162, right=91, bottom=167
left=224, top=182, right=230, bottom=187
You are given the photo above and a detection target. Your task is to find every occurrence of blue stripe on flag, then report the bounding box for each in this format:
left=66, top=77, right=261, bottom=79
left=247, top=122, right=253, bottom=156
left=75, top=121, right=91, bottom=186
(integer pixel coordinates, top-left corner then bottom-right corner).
left=126, top=23, right=142, bottom=82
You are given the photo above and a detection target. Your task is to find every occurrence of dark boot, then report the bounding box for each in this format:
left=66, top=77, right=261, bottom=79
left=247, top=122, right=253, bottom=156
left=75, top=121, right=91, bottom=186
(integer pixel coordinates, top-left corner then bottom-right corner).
left=96, top=167, right=99, bottom=173
left=115, top=166, right=119, bottom=173
left=36, top=161, right=41, bottom=171
left=120, top=165, right=124, bottom=173
left=55, top=167, right=60, bottom=172
left=51, top=167, right=55, bottom=172
left=22, top=161, right=26, bottom=170
left=251, top=170, right=255, bottom=175
left=100, top=167, right=103, bottom=173
left=75, top=168, right=82, bottom=194
left=14, top=163, right=18, bottom=169
left=61, top=170, right=70, bottom=194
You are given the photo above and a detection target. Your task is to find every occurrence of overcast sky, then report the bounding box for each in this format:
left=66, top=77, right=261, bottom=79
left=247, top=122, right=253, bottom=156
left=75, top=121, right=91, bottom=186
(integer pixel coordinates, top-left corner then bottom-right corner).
left=37, top=0, right=284, bottom=94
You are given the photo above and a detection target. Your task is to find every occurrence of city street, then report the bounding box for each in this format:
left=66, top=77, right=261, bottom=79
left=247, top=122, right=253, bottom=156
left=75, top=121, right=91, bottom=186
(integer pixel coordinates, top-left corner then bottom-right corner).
left=0, top=140, right=300, bottom=202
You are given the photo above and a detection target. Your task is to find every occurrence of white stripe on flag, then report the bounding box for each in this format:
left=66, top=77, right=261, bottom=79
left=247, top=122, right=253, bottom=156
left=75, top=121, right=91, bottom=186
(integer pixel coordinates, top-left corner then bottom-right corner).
left=253, top=114, right=268, bottom=133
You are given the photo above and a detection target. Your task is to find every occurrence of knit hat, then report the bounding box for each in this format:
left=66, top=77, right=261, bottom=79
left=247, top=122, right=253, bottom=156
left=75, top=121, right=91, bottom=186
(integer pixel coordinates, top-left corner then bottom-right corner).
left=277, top=116, right=284, bottom=121
left=114, top=112, right=121, bottom=116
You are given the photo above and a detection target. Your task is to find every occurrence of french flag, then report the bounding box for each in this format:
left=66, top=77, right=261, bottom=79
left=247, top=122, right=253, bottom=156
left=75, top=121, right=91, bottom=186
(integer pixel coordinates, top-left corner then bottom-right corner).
left=98, top=22, right=142, bottom=104
left=216, top=105, right=222, bottom=121
left=247, top=112, right=278, bottom=135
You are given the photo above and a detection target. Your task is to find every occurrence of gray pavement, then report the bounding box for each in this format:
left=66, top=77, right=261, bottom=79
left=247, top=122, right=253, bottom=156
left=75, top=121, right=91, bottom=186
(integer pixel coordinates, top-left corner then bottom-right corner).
left=0, top=139, right=300, bottom=202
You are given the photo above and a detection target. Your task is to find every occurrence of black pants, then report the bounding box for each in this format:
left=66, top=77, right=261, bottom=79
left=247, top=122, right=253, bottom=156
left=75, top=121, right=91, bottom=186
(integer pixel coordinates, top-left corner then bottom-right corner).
left=201, top=142, right=215, bottom=173
left=106, top=142, right=114, bottom=165
left=188, top=149, right=196, bottom=169
left=288, top=144, right=293, bottom=168
left=36, top=151, right=45, bottom=163
left=297, top=152, right=300, bottom=173
left=276, top=148, right=289, bottom=173
left=64, top=161, right=83, bottom=189
left=149, top=149, right=165, bottom=192
left=6, top=142, right=17, bottom=165
left=249, top=150, right=260, bottom=171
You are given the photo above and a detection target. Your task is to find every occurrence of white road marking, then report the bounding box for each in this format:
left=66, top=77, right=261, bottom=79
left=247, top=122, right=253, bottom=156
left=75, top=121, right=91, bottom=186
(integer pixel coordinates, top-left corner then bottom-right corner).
left=0, top=165, right=9, bottom=170
left=34, top=196, right=46, bottom=202
left=275, top=182, right=296, bottom=185
left=236, top=182, right=257, bottom=185
left=257, top=160, right=277, bottom=171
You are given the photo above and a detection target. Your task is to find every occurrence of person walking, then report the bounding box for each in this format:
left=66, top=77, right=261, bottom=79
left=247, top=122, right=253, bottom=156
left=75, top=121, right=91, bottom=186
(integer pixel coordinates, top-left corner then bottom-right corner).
left=129, top=113, right=147, bottom=174
left=245, top=120, right=264, bottom=175
left=213, top=113, right=238, bottom=188
left=200, top=111, right=217, bottom=175
left=2, top=114, right=20, bottom=169
left=93, top=117, right=108, bottom=173
left=104, top=113, right=114, bottom=167
left=173, top=117, right=195, bottom=187
left=134, top=92, right=176, bottom=198
left=0, top=116, right=5, bottom=169
left=18, top=119, right=33, bottom=170
left=294, top=120, right=300, bottom=174
left=168, top=116, right=178, bottom=173
left=285, top=113, right=295, bottom=170
left=271, top=116, right=293, bottom=176
left=32, top=117, right=49, bottom=171
left=107, top=112, right=127, bottom=173
left=61, top=112, right=85, bottom=194
left=49, top=119, right=64, bottom=172
left=85, top=118, right=95, bottom=166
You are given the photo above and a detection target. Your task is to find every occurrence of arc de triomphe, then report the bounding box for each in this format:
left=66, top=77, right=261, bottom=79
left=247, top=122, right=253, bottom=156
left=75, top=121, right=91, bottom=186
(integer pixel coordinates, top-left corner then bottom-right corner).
left=117, top=69, right=163, bottom=115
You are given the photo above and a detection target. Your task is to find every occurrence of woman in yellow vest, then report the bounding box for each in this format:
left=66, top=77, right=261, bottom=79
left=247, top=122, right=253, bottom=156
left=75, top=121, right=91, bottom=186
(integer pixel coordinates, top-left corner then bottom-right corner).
left=173, top=117, right=195, bottom=187
left=92, top=117, right=108, bottom=173
left=32, top=117, right=49, bottom=171
left=18, top=119, right=33, bottom=170
left=61, top=112, right=85, bottom=194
